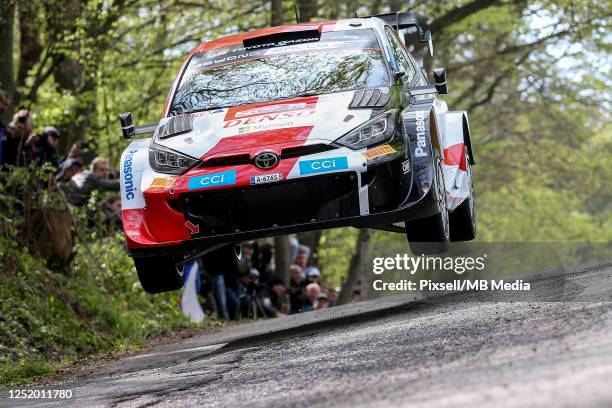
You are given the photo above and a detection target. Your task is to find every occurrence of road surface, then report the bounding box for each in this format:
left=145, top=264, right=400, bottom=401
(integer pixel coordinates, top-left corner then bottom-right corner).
left=2, top=262, right=611, bottom=407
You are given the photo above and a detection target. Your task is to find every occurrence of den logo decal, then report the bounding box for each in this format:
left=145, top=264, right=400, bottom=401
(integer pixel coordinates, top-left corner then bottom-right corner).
left=188, top=170, right=237, bottom=190
left=299, top=157, right=349, bottom=175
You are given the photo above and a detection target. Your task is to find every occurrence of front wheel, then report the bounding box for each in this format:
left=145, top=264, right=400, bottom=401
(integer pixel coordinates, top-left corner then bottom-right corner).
left=405, top=151, right=450, bottom=255
left=133, top=255, right=184, bottom=294
left=450, top=150, right=476, bottom=242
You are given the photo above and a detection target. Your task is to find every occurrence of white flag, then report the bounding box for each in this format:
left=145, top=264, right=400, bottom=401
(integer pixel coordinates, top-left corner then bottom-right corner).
left=181, top=261, right=205, bottom=323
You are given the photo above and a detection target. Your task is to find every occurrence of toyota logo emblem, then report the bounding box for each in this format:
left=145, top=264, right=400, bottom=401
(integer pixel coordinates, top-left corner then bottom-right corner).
left=254, top=152, right=279, bottom=170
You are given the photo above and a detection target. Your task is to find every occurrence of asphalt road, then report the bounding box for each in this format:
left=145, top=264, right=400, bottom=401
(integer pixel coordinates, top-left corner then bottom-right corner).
left=3, top=262, right=612, bottom=408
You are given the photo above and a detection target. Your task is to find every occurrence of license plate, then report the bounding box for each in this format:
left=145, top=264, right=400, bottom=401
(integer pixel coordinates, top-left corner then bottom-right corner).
left=250, top=173, right=281, bottom=185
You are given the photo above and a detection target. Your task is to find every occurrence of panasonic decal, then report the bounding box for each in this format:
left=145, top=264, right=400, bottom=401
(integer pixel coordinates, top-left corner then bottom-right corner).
left=415, top=110, right=428, bottom=157
left=188, top=170, right=237, bottom=190
left=123, top=149, right=138, bottom=200
left=299, top=157, right=349, bottom=175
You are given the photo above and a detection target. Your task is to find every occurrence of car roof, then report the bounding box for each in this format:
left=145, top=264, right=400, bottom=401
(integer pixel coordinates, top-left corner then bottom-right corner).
left=191, top=18, right=385, bottom=53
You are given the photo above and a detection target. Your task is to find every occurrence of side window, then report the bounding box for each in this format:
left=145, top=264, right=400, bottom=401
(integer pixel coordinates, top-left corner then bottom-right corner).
left=384, top=26, right=418, bottom=85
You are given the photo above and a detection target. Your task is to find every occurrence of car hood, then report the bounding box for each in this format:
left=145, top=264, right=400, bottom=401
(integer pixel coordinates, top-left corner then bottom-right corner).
left=153, top=90, right=385, bottom=161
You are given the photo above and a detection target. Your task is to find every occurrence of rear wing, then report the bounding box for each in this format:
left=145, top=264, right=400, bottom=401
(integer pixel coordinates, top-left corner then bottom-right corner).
left=362, top=11, right=433, bottom=58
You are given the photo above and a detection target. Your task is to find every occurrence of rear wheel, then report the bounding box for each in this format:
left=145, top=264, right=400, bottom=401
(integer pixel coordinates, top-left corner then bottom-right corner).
left=133, top=255, right=184, bottom=294
left=405, top=151, right=450, bottom=254
left=450, top=150, right=476, bottom=242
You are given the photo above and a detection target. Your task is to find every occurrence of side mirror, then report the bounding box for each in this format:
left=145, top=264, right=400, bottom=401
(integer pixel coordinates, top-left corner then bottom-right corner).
left=433, top=68, right=448, bottom=95
left=119, top=112, right=135, bottom=140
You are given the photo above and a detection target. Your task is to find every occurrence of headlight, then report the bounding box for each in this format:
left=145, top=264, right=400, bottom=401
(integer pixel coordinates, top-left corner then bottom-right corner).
left=334, top=110, right=397, bottom=149
left=149, top=143, right=200, bottom=175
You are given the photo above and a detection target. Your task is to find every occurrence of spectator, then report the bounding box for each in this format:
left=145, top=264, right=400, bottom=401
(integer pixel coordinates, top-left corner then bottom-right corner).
left=201, top=247, right=241, bottom=321
left=268, top=278, right=289, bottom=315
left=55, top=158, right=83, bottom=183
left=24, top=126, right=61, bottom=167
left=295, top=244, right=310, bottom=269
left=101, top=195, right=122, bottom=228
left=328, top=287, right=340, bottom=307
left=315, top=292, right=329, bottom=310
left=305, top=267, right=321, bottom=284
left=60, top=156, right=120, bottom=206
left=255, top=242, right=275, bottom=283
left=238, top=268, right=263, bottom=318
left=289, top=264, right=306, bottom=314
left=289, top=237, right=299, bottom=263
left=237, top=242, right=254, bottom=275
left=303, top=282, right=321, bottom=312
left=2, top=109, right=33, bottom=166
left=0, top=89, right=12, bottom=164
left=62, top=141, right=83, bottom=164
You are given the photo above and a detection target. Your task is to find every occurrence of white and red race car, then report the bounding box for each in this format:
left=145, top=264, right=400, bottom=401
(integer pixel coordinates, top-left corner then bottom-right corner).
left=119, top=12, right=476, bottom=293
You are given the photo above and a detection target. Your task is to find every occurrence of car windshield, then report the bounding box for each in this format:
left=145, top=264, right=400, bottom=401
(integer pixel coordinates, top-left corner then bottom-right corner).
left=168, top=29, right=389, bottom=115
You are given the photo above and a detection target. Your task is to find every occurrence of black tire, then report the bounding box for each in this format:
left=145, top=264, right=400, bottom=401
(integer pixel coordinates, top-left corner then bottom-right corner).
left=405, top=151, right=450, bottom=255
left=450, top=150, right=476, bottom=242
left=133, top=255, right=184, bottom=294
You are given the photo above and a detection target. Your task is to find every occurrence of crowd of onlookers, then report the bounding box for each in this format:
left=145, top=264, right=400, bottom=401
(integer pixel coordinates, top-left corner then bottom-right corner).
left=0, top=89, right=346, bottom=320
left=0, top=89, right=122, bottom=226
left=190, top=239, right=342, bottom=320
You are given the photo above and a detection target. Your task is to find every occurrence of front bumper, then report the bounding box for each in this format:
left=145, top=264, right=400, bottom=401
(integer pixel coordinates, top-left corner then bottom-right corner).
left=124, top=136, right=438, bottom=257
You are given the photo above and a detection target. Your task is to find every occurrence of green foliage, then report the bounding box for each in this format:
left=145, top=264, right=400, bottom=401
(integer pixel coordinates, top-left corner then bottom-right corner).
left=0, top=215, right=205, bottom=385
left=0, top=360, right=57, bottom=385
left=318, top=228, right=358, bottom=287
left=0, top=165, right=225, bottom=386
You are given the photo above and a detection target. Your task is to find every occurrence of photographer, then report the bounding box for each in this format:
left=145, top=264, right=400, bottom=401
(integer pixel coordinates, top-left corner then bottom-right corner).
left=2, top=109, right=33, bottom=167
left=24, top=126, right=62, bottom=167
left=60, top=156, right=120, bottom=206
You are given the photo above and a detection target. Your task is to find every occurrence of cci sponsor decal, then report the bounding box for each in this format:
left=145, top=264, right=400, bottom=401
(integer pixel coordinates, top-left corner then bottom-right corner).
left=123, top=149, right=138, bottom=200
left=402, top=159, right=411, bottom=173
left=188, top=170, right=236, bottom=190
left=299, top=157, right=348, bottom=175
left=415, top=110, right=428, bottom=158
left=362, top=144, right=396, bottom=160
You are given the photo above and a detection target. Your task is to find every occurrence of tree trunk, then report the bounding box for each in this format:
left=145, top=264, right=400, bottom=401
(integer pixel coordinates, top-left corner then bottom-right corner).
left=14, top=1, right=43, bottom=109
left=274, top=235, right=291, bottom=284
left=338, top=228, right=370, bottom=305
left=271, top=0, right=283, bottom=26
left=30, top=205, right=74, bottom=268
left=0, top=1, right=14, bottom=123
left=297, top=230, right=322, bottom=266
left=297, top=0, right=317, bottom=22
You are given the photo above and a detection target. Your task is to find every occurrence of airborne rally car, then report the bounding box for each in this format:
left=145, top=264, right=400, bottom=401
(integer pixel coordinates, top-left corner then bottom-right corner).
left=119, top=12, right=477, bottom=293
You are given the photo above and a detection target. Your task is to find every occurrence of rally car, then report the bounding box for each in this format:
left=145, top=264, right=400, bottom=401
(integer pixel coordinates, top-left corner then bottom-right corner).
left=119, top=12, right=477, bottom=293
